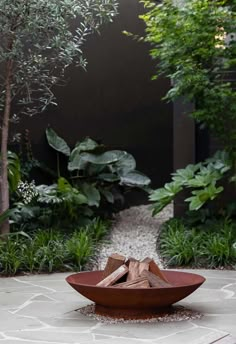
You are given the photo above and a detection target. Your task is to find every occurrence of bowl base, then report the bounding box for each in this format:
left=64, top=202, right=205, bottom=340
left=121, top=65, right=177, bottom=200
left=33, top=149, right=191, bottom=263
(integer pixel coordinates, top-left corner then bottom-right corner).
left=95, top=304, right=174, bottom=320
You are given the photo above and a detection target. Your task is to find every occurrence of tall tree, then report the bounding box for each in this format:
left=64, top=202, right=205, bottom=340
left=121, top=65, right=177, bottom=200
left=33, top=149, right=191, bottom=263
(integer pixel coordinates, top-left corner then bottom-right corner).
left=0, top=0, right=118, bottom=235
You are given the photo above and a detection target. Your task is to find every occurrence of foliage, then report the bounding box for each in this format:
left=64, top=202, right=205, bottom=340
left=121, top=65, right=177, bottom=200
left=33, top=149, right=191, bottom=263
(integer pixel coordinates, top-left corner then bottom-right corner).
left=0, top=218, right=110, bottom=276
left=159, top=219, right=198, bottom=266
left=87, top=217, right=110, bottom=242
left=140, top=0, right=236, bottom=156
left=160, top=217, right=236, bottom=268
left=0, top=234, right=23, bottom=275
left=0, top=151, right=21, bottom=193
left=0, top=0, right=118, bottom=119
left=0, top=0, right=118, bottom=234
left=8, top=177, right=91, bottom=230
left=66, top=229, right=94, bottom=270
left=150, top=150, right=231, bottom=214
left=36, top=177, right=91, bottom=227
left=46, top=128, right=151, bottom=208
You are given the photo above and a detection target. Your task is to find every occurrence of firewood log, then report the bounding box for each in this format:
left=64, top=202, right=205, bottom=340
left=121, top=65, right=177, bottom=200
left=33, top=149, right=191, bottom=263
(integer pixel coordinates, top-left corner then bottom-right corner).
left=114, top=276, right=150, bottom=288
left=126, top=260, right=140, bottom=281
left=140, top=270, right=172, bottom=288
left=97, top=264, right=128, bottom=287
left=138, top=261, right=149, bottom=275
left=125, top=257, right=138, bottom=267
left=142, top=257, right=169, bottom=283
left=102, top=253, right=126, bottom=278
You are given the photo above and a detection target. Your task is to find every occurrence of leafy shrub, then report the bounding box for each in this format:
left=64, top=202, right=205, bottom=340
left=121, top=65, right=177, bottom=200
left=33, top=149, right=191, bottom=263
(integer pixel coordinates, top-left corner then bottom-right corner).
left=36, top=177, right=90, bottom=227
left=160, top=217, right=236, bottom=268
left=66, top=229, right=94, bottom=271
left=0, top=218, right=110, bottom=276
left=150, top=151, right=231, bottom=214
left=0, top=235, right=23, bottom=275
left=46, top=128, right=151, bottom=208
left=137, top=0, right=236, bottom=219
left=201, top=218, right=236, bottom=267
left=87, top=218, right=110, bottom=242
left=160, top=219, right=202, bottom=266
left=140, top=0, right=236, bottom=156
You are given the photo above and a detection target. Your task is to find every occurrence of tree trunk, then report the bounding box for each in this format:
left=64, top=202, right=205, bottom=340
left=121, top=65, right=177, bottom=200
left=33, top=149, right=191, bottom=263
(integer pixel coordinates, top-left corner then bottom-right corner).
left=0, top=59, right=13, bottom=235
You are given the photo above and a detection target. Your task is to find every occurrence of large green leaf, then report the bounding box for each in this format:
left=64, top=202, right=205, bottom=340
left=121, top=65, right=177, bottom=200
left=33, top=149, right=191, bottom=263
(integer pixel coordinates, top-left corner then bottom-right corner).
left=87, top=164, right=106, bottom=176
left=100, top=188, right=115, bottom=203
left=97, top=173, right=120, bottom=182
left=80, top=183, right=101, bottom=207
left=120, top=171, right=151, bottom=187
left=57, top=177, right=72, bottom=192
left=75, top=137, right=99, bottom=152
left=69, top=150, right=126, bottom=171
left=113, top=152, right=136, bottom=175
left=46, top=128, right=70, bottom=156
left=7, top=151, right=21, bottom=192
left=0, top=208, right=15, bottom=226
left=79, top=150, right=126, bottom=165
left=68, top=146, right=87, bottom=171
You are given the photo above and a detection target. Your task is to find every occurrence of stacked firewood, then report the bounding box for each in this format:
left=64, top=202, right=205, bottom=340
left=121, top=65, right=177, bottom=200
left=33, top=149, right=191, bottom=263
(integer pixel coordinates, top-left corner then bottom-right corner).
left=96, top=253, right=172, bottom=288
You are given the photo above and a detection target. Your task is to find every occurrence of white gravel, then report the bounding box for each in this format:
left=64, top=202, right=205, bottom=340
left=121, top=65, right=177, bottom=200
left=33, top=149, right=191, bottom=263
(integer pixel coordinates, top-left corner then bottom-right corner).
left=89, top=203, right=173, bottom=270
left=77, top=304, right=202, bottom=324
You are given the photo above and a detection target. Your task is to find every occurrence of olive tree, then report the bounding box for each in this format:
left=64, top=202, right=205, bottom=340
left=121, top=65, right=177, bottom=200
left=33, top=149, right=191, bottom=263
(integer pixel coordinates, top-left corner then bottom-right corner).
left=0, top=0, right=118, bottom=235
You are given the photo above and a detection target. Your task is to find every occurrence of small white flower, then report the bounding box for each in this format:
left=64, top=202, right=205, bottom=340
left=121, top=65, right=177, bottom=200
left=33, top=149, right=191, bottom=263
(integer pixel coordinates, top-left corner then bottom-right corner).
left=17, top=180, right=39, bottom=204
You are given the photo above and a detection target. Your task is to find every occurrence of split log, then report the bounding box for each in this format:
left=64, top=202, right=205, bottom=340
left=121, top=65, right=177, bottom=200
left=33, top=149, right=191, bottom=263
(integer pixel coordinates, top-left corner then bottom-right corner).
left=138, top=261, right=149, bottom=275
left=142, top=257, right=169, bottom=283
left=140, top=270, right=172, bottom=288
left=102, top=253, right=126, bottom=278
left=97, top=264, right=128, bottom=287
left=125, top=257, right=138, bottom=267
left=114, top=276, right=150, bottom=288
left=126, top=260, right=140, bottom=281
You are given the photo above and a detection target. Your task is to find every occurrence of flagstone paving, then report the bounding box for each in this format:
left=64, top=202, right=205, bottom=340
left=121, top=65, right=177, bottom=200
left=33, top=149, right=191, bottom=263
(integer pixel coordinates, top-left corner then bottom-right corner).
left=0, top=269, right=236, bottom=344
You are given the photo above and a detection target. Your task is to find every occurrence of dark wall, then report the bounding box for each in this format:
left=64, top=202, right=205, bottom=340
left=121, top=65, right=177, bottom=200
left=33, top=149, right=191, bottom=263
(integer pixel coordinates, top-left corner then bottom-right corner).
left=16, top=0, right=173, bottom=192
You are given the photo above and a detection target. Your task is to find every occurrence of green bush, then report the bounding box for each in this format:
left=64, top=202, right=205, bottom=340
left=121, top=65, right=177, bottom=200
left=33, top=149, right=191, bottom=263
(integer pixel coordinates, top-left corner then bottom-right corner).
left=150, top=151, right=231, bottom=215
left=0, top=235, right=23, bottom=275
left=8, top=129, right=151, bottom=232
left=87, top=218, right=110, bottom=242
left=66, top=229, right=94, bottom=271
left=0, top=218, right=110, bottom=276
left=160, top=219, right=202, bottom=266
left=160, top=217, right=236, bottom=268
left=140, top=0, right=236, bottom=156
left=45, top=127, right=151, bottom=209
left=136, top=0, right=236, bottom=219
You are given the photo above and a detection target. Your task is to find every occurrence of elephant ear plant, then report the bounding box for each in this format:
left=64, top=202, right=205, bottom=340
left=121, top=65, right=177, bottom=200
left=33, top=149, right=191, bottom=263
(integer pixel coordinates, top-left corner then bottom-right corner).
left=0, top=0, right=118, bottom=235
left=45, top=128, right=151, bottom=209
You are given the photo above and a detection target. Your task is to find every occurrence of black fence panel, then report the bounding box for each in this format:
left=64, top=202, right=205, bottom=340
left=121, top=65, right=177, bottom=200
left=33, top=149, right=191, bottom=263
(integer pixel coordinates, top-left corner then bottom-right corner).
left=15, top=0, right=173, bottom=204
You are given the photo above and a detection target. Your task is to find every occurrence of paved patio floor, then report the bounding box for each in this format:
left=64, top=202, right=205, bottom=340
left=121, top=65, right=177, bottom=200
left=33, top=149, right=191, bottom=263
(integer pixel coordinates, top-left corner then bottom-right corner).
left=0, top=269, right=236, bottom=344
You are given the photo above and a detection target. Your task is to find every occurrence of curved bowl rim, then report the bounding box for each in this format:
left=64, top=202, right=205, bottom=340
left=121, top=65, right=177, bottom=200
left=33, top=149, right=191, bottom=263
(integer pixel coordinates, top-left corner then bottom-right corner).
left=66, top=269, right=206, bottom=290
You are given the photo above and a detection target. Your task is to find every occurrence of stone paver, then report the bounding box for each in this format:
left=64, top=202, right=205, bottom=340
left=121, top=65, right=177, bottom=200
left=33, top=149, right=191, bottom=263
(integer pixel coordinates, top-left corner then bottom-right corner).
left=0, top=270, right=236, bottom=344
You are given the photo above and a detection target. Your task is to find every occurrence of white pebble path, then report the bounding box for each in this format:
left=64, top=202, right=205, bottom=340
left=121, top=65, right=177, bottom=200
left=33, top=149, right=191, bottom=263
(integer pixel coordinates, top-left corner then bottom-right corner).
left=90, top=203, right=173, bottom=270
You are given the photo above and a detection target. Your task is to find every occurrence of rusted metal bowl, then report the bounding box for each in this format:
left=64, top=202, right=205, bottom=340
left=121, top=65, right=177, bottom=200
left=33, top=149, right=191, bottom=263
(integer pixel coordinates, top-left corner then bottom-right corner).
left=66, top=270, right=205, bottom=319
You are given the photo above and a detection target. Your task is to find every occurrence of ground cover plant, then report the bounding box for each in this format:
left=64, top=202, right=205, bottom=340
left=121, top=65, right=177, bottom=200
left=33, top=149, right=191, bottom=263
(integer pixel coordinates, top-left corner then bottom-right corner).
left=160, top=216, right=236, bottom=268
left=0, top=218, right=110, bottom=276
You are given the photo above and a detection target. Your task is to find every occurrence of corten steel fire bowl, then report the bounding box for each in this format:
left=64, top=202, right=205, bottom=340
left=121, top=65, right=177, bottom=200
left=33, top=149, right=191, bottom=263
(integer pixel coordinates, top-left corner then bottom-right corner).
left=66, top=270, right=205, bottom=319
